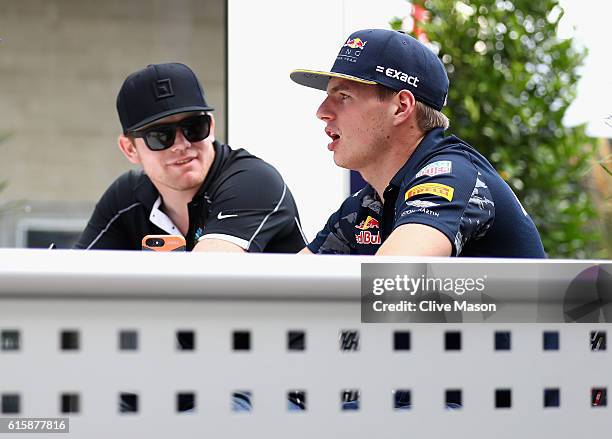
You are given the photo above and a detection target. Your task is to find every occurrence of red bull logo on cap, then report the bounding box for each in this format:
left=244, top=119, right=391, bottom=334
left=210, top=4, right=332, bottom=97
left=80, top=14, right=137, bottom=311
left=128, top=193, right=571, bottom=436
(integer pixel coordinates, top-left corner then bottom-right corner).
left=355, top=216, right=380, bottom=230
left=343, top=38, right=367, bottom=50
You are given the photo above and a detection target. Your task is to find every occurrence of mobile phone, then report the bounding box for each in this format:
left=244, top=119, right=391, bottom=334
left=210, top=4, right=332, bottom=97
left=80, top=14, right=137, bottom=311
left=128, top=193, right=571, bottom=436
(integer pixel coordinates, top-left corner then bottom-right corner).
left=142, top=235, right=186, bottom=251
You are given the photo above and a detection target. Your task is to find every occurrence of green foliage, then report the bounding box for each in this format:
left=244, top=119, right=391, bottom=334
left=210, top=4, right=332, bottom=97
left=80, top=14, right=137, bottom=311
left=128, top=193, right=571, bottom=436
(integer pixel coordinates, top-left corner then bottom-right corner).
left=393, top=0, right=600, bottom=257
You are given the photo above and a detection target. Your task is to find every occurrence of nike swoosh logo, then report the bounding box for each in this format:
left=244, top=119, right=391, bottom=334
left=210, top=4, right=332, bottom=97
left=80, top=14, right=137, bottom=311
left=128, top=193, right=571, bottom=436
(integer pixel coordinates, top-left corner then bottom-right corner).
left=217, top=212, right=238, bottom=220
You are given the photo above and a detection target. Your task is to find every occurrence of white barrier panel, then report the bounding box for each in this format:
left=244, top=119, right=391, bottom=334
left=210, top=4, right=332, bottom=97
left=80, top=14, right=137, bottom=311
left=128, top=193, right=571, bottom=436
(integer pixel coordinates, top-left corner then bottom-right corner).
left=0, top=249, right=611, bottom=439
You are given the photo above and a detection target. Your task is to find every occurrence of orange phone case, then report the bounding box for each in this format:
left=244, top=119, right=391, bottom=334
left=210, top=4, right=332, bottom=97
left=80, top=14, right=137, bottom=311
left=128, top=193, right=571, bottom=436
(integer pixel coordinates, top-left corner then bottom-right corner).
left=142, top=235, right=186, bottom=251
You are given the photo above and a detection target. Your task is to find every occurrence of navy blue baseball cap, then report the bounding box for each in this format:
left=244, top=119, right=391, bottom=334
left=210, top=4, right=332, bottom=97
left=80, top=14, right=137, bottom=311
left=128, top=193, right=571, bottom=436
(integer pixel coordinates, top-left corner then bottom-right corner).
left=117, top=62, right=214, bottom=133
left=290, top=29, right=449, bottom=111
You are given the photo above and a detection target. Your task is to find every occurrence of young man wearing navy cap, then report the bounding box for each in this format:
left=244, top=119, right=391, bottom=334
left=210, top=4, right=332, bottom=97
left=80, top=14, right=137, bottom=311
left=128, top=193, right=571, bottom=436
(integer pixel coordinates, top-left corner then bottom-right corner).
left=291, top=29, right=545, bottom=257
left=76, top=63, right=306, bottom=252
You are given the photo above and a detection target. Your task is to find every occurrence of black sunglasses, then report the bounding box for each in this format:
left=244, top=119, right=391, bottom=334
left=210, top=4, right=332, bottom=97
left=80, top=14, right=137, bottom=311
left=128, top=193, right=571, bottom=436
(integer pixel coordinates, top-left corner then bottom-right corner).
left=129, top=114, right=211, bottom=151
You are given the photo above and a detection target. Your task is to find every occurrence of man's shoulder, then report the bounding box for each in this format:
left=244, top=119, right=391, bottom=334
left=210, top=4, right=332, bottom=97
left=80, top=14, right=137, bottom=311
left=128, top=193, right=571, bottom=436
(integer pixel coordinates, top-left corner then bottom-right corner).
left=400, top=150, right=473, bottom=192
left=102, top=169, right=156, bottom=208
left=108, top=169, right=149, bottom=192
left=214, top=142, right=285, bottom=185
left=112, top=168, right=146, bottom=184
left=425, top=134, right=478, bottom=163
left=403, top=134, right=500, bottom=188
left=434, top=133, right=498, bottom=172
left=219, top=143, right=270, bottom=169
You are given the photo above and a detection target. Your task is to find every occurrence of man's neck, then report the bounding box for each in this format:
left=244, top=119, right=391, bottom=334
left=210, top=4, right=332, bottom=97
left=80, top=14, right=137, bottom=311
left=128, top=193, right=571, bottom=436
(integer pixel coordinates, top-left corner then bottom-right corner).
left=156, top=141, right=216, bottom=235
left=361, top=133, right=425, bottom=201
left=158, top=188, right=198, bottom=236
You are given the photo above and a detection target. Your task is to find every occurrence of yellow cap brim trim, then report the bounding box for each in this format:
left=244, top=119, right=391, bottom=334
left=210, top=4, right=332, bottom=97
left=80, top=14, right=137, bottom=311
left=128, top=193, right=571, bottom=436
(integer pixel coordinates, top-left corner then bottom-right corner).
left=290, top=69, right=377, bottom=91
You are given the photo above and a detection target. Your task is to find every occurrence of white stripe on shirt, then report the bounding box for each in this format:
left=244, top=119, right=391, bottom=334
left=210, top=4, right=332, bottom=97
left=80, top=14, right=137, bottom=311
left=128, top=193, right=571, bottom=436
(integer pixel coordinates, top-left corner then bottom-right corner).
left=86, top=202, right=141, bottom=250
left=247, top=184, right=287, bottom=250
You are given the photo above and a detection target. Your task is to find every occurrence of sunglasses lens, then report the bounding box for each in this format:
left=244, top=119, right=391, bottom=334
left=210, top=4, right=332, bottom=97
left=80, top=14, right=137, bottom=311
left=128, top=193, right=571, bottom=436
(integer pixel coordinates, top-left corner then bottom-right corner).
left=144, top=127, right=175, bottom=151
left=181, top=115, right=210, bottom=142
left=137, top=114, right=210, bottom=151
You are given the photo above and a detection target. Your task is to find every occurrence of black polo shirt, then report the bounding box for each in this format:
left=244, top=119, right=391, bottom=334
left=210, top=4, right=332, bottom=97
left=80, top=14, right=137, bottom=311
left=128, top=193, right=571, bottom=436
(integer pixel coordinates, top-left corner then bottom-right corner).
left=308, top=128, right=546, bottom=257
left=76, top=141, right=307, bottom=252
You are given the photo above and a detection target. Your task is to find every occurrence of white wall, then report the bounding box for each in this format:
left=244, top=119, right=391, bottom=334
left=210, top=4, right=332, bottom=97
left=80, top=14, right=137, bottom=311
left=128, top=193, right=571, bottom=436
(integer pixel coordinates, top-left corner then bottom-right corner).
left=228, top=0, right=410, bottom=240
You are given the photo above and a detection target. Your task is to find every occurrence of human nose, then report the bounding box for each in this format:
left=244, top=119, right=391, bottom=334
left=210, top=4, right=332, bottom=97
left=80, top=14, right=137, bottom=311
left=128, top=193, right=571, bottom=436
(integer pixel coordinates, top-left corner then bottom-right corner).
left=171, top=128, right=191, bottom=151
left=316, top=96, right=334, bottom=121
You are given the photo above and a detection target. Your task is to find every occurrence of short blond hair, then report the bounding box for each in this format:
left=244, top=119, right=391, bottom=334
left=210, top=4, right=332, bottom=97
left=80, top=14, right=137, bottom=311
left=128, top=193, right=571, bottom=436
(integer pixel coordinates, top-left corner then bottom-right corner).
left=376, top=85, right=449, bottom=132
left=414, top=101, right=449, bottom=131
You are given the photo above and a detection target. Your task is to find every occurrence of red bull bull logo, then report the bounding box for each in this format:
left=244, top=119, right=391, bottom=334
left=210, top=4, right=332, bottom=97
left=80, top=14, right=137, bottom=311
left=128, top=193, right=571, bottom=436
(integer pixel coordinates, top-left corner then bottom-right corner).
left=355, top=216, right=380, bottom=230
left=343, top=38, right=367, bottom=50
left=355, top=231, right=381, bottom=245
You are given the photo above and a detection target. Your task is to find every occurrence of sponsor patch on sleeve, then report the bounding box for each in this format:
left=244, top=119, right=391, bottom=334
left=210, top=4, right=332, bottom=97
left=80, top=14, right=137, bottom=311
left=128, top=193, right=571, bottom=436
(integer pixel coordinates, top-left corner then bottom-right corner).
left=405, top=200, right=439, bottom=208
left=404, top=183, right=454, bottom=201
left=415, top=160, right=452, bottom=178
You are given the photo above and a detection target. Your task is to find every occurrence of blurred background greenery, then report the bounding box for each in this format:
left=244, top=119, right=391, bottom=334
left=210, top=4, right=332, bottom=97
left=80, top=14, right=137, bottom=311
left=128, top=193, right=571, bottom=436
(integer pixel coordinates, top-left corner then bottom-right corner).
left=392, top=0, right=611, bottom=258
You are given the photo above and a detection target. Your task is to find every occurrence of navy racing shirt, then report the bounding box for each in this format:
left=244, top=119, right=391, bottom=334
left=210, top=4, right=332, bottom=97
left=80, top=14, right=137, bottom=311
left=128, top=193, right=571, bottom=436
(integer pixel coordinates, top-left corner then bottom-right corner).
left=308, top=128, right=546, bottom=257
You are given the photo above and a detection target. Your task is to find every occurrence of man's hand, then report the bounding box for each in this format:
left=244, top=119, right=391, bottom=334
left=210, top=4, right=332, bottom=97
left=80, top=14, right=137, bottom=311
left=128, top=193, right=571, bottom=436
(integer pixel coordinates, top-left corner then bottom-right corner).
left=376, top=223, right=452, bottom=256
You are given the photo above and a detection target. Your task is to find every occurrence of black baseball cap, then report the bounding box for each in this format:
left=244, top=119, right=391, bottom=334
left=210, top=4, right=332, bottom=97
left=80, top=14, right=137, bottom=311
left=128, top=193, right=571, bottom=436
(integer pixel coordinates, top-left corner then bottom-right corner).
left=116, top=62, right=214, bottom=133
left=290, top=29, right=449, bottom=111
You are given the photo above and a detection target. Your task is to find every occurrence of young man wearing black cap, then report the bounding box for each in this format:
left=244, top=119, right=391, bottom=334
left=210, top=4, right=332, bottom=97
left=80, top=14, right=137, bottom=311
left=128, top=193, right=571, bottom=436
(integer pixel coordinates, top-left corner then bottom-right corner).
left=76, top=62, right=306, bottom=252
left=291, top=29, right=545, bottom=257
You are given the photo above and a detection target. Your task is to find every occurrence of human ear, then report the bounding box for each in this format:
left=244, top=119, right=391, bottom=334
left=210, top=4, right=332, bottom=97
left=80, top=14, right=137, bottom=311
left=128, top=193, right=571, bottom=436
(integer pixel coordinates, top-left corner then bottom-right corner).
left=117, top=134, right=142, bottom=165
left=393, top=90, right=416, bottom=127
left=207, top=113, right=216, bottom=141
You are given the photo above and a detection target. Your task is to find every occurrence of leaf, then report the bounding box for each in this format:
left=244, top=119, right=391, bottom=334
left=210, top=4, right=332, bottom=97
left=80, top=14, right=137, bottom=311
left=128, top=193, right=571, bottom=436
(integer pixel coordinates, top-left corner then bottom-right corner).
left=463, top=95, right=480, bottom=122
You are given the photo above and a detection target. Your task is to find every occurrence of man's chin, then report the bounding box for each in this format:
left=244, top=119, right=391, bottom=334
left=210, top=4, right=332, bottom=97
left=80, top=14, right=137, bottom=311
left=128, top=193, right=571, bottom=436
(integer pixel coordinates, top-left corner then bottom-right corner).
left=171, top=174, right=204, bottom=192
left=333, top=155, right=356, bottom=171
